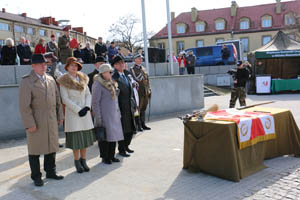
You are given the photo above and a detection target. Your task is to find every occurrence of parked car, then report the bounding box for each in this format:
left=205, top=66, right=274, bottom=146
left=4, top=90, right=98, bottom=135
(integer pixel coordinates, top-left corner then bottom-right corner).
left=185, top=44, right=237, bottom=66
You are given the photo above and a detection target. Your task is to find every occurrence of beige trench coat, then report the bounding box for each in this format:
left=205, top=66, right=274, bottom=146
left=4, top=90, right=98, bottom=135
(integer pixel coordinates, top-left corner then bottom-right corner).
left=19, top=70, right=64, bottom=155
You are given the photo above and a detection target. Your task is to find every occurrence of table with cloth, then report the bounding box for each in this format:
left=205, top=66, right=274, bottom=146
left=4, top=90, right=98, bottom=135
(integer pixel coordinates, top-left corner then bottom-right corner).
left=183, top=107, right=300, bottom=182
left=271, top=79, right=300, bottom=93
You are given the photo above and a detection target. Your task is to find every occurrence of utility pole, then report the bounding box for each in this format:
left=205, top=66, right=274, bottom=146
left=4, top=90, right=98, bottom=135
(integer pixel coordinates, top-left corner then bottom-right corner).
left=166, top=0, right=174, bottom=75
left=141, top=0, right=149, bottom=73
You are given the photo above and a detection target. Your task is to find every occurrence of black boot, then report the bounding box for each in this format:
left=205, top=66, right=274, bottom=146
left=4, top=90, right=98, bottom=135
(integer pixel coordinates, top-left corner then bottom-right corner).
left=33, top=178, right=44, bottom=187
left=135, top=117, right=143, bottom=132
left=80, top=158, right=90, bottom=172
left=141, top=113, right=151, bottom=130
left=74, top=160, right=84, bottom=173
left=126, top=147, right=134, bottom=153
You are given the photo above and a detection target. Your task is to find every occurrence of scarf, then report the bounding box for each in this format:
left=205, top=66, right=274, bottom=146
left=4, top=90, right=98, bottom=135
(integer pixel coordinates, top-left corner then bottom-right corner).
left=94, top=74, right=118, bottom=100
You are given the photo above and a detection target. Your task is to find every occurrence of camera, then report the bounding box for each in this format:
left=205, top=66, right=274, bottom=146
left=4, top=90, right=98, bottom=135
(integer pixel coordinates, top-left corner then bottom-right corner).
left=227, top=69, right=237, bottom=80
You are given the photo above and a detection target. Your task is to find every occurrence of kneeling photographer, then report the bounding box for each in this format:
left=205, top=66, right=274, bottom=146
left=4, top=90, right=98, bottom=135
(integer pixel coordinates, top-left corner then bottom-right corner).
left=228, top=61, right=249, bottom=108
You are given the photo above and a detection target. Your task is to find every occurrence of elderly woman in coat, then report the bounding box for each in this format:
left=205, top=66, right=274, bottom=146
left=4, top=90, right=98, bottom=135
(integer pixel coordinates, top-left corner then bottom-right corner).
left=57, top=57, right=95, bottom=173
left=92, top=64, right=124, bottom=164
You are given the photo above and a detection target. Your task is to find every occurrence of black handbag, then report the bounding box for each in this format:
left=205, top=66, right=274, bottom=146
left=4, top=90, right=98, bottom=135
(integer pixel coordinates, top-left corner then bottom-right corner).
left=94, top=127, right=106, bottom=141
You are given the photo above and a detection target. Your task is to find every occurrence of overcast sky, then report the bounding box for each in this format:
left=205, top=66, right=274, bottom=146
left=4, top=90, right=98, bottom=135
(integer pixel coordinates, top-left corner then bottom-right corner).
left=0, top=0, right=293, bottom=40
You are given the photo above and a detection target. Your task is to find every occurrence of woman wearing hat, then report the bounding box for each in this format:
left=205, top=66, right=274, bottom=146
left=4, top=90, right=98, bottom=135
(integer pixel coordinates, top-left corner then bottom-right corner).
left=57, top=57, right=95, bottom=173
left=92, top=64, right=124, bottom=164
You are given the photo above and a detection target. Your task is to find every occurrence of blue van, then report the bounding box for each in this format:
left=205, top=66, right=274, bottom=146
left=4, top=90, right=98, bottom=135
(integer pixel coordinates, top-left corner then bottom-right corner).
left=185, top=44, right=237, bottom=66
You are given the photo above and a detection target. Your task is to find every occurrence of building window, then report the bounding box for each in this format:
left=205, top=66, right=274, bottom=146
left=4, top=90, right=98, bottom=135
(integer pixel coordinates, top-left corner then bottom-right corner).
left=215, top=19, right=225, bottom=30
left=285, top=14, right=295, bottom=25
left=40, top=29, right=46, bottom=36
left=216, top=38, right=224, bottom=43
left=262, top=15, right=272, bottom=28
left=176, top=24, right=185, bottom=34
left=14, top=25, right=24, bottom=33
left=196, top=40, right=204, bottom=47
left=240, top=38, right=249, bottom=52
left=0, top=23, right=9, bottom=31
left=158, top=43, right=165, bottom=49
left=27, top=27, right=34, bottom=35
left=176, top=41, right=185, bottom=54
left=56, top=32, right=61, bottom=38
left=240, top=19, right=249, bottom=30
left=262, top=36, right=272, bottom=45
left=195, top=22, right=205, bottom=32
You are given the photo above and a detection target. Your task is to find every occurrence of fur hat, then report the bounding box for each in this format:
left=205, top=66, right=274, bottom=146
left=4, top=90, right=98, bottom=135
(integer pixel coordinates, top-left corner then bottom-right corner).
left=99, top=64, right=113, bottom=74
left=65, top=57, right=82, bottom=71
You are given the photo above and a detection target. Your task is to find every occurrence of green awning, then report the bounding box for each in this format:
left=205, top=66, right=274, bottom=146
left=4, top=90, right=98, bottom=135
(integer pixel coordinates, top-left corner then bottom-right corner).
left=256, top=50, right=300, bottom=59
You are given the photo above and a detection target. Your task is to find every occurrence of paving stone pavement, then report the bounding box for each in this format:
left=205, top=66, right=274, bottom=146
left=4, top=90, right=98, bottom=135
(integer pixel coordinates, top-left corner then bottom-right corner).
left=0, top=93, right=300, bottom=200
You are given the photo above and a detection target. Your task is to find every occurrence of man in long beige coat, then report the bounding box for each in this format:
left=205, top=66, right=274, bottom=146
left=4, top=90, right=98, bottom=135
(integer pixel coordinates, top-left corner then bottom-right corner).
left=19, top=54, right=64, bottom=187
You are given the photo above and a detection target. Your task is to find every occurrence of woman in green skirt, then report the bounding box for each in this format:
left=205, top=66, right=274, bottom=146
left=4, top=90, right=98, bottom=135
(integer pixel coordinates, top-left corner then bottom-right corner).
left=57, top=57, right=95, bottom=173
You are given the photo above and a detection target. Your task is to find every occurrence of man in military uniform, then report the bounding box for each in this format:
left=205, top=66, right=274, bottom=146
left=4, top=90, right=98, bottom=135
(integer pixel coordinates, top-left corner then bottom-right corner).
left=58, top=29, right=72, bottom=64
left=19, top=54, right=64, bottom=187
left=130, top=54, right=151, bottom=130
left=229, top=61, right=249, bottom=108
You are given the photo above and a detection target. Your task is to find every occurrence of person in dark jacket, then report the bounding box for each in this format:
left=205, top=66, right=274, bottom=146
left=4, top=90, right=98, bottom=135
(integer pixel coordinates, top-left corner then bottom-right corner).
left=17, top=37, right=32, bottom=65
left=221, top=45, right=230, bottom=65
left=186, top=51, right=196, bottom=74
left=94, top=37, right=107, bottom=57
left=112, top=55, right=136, bottom=157
left=1, top=38, right=17, bottom=65
left=229, top=61, right=249, bottom=108
left=82, top=42, right=95, bottom=64
left=46, top=34, right=58, bottom=58
left=73, top=44, right=84, bottom=62
left=108, top=42, right=118, bottom=64
left=88, top=56, right=106, bottom=92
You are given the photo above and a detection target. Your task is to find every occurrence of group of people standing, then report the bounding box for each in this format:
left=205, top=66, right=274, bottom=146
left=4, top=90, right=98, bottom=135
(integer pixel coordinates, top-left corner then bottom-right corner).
left=176, top=50, right=196, bottom=75
left=18, top=49, right=152, bottom=186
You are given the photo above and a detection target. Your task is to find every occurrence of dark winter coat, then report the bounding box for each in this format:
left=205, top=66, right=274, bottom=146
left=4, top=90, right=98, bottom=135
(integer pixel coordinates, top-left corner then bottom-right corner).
left=88, top=69, right=98, bottom=93
left=94, top=42, right=107, bottom=57
left=108, top=46, right=118, bottom=63
left=82, top=48, right=95, bottom=64
left=73, top=49, right=84, bottom=60
left=17, top=44, right=32, bottom=65
left=112, top=69, right=136, bottom=134
left=1, top=45, right=17, bottom=65
left=186, top=54, right=196, bottom=67
left=221, top=47, right=230, bottom=59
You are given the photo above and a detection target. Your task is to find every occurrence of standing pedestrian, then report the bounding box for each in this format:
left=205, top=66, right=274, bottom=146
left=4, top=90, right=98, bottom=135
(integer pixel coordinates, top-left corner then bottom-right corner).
left=130, top=54, right=151, bottom=131
left=108, top=41, right=118, bottom=64
left=46, top=34, right=59, bottom=57
left=17, top=36, right=32, bottom=65
left=82, top=42, right=95, bottom=64
left=34, top=38, right=46, bottom=54
left=177, top=52, right=186, bottom=75
left=112, top=55, right=137, bottom=157
left=58, top=28, right=72, bottom=64
left=92, top=64, right=124, bottom=164
left=221, top=45, right=230, bottom=65
left=186, top=50, right=196, bottom=74
left=57, top=57, right=95, bottom=173
left=19, top=54, right=64, bottom=187
left=88, top=56, right=106, bottom=92
left=1, top=38, right=17, bottom=65
left=229, top=61, right=249, bottom=108
left=94, top=37, right=107, bottom=57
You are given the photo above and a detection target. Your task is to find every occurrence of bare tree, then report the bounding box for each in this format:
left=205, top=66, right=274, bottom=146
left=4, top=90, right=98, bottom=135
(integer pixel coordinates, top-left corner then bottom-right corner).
left=109, top=14, right=143, bottom=52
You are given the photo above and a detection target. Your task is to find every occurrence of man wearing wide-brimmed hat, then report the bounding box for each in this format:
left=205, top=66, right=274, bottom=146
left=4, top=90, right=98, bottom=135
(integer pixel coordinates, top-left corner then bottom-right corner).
left=19, top=54, right=64, bottom=187
left=111, top=55, right=137, bottom=157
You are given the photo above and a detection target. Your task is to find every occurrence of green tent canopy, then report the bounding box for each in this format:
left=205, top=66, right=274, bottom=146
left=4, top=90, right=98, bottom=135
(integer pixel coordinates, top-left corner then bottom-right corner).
left=254, top=31, right=300, bottom=59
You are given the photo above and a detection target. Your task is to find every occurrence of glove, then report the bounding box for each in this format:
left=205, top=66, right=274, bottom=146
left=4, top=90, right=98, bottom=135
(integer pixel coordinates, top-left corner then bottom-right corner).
left=78, top=107, right=90, bottom=117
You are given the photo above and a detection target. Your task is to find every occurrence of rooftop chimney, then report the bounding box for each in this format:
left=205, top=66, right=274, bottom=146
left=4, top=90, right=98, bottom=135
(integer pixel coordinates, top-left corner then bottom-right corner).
left=276, top=0, right=281, bottom=14
left=191, top=7, right=197, bottom=22
left=21, top=13, right=27, bottom=17
left=231, top=1, right=238, bottom=17
left=2, top=8, right=6, bottom=13
left=171, top=12, right=175, bottom=20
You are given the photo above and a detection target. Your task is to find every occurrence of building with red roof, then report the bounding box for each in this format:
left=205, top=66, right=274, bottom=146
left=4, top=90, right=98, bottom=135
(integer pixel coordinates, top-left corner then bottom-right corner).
left=150, top=0, right=300, bottom=60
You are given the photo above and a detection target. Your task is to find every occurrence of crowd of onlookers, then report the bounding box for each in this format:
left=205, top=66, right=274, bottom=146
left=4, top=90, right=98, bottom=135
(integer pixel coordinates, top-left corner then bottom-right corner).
left=0, top=30, right=124, bottom=66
